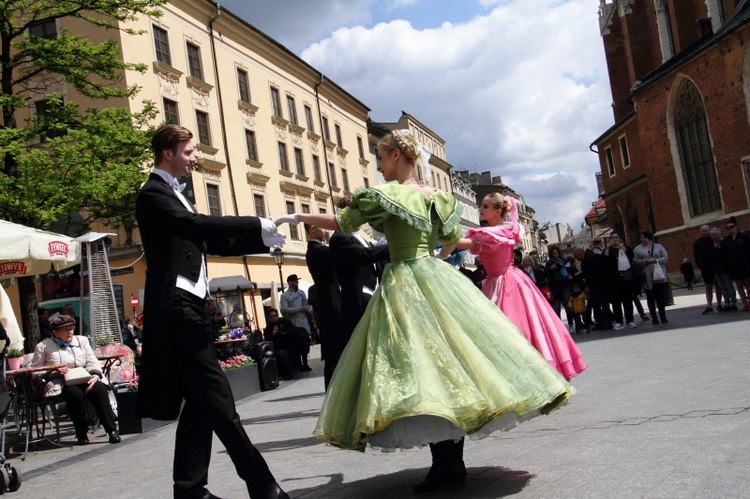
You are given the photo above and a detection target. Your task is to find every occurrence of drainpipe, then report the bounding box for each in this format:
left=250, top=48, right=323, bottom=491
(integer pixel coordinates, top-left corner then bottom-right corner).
left=314, top=74, right=337, bottom=211
left=209, top=3, right=259, bottom=329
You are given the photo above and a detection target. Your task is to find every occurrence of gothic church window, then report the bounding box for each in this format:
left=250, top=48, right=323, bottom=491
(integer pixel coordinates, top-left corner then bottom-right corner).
left=674, top=80, right=721, bottom=217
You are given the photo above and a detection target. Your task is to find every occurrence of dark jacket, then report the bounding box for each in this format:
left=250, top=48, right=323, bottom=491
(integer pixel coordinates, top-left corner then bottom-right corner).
left=329, top=231, right=389, bottom=357
left=135, top=173, right=269, bottom=420
left=305, top=240, right=341, bottom=360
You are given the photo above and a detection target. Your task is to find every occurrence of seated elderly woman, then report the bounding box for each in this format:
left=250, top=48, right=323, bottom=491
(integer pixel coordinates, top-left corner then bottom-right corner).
left=30, top=315, right=120, bottom=445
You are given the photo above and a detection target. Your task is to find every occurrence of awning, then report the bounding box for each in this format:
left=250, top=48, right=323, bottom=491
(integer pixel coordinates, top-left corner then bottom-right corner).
left=209, top=275, right=256, bottom=294
left=594, top=227, right=613, bottom=239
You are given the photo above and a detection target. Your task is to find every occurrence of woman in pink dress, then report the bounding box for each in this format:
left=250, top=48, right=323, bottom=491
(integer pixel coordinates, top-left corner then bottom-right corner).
left=455, top=193, right=586, bottom=380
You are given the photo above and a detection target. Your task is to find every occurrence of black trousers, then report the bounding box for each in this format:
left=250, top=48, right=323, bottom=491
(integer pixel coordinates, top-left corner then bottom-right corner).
left=609, top=278, right=634, bottom=324
left=645, top=282, right=668, bottom=321
left=60, top=381, right=117, bottom=439
left=171, top=291, right=276, bottom=499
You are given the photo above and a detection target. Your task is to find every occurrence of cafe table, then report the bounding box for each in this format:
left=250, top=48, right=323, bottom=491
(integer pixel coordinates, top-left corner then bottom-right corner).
left=5, top=364, right=67, bottom=458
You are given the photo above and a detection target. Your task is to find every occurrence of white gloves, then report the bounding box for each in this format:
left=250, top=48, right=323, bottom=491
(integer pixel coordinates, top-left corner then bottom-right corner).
left=274, top=214, right=300, bottom=226
left=260, top=218, right=286, bottom=248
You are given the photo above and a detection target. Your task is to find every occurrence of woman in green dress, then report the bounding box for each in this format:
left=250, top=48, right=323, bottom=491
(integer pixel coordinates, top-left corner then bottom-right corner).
left=275, top=130, right=573, bottom=493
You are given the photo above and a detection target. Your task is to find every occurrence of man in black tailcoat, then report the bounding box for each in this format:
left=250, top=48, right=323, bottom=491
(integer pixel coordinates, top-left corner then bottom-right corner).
left=304, top=223, right=341, bottom=388
left=135, top=124, right=289, bottom=499
left=329, top=219, right=389, bottom=365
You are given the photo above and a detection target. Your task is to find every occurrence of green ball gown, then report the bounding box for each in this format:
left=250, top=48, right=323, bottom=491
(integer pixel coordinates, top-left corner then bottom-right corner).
left=314, top=184, right=574, bottom=452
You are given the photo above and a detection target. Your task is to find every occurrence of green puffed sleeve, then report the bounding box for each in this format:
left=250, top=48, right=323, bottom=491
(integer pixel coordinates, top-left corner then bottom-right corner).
left=335, top=188, right=392, bottom=234
left=438, top=223, right=462, bottom=246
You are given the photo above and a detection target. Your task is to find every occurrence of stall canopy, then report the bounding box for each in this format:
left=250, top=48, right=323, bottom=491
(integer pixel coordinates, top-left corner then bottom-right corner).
left=0, top=220, right=81, bottom=279
left=208, top=275, right=256, bottom=294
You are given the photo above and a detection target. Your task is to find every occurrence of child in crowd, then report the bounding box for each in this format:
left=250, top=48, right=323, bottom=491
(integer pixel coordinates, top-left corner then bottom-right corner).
left=567, top=281, right=589, bottom=333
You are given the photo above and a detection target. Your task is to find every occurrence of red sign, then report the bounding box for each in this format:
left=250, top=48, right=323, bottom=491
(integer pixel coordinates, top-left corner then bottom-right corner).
left=134, top=312, right=144, bottom=326
left=130, top=295, right=139, bottom=308
left=0, top=261, right=27, bottom=276
left=48, top=241, right=69, bottom=257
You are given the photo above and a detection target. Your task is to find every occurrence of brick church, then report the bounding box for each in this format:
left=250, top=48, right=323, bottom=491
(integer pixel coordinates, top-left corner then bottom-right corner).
left=591, top=0, right=750, bottom=273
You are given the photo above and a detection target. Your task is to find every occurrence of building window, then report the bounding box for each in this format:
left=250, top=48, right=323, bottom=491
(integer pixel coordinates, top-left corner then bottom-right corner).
left=363, top=177, right=370, bottom=188
left=675, top=79, right=721, bottom=216
left=186, top=43, right=203, bottom=80
left=270, top=87, right=282, bottom=117
left=341, top=168, right=350, bottom=192
left=319, top=206, right=327, bottom=214
left=335, top=124, right=343, bottom=148
left=163, top=98, right=179, bottom=124
left=29, top=20, right=57, bottom=39
left=619, top=136, right=630, bottom=168
left=604, top=146, right=615, bottom=177
left=195, top=111, right=211, bottom=146
left=301, top=203, right=310, bottom=215
left=245, top=130, right=258, bottom=162
left=153, top=26, right=171, bottom=65
left=357, top=136, right=365, bottom=159
left=287, top=95, right=298, bottom=125
left=304, top=105, right=314, bottom=132
left=278, top=142, right=289, bottom=171
left=294, top=148, right=305, bottom=176
left=328, top=162, right=337, bottom=187
left=237, top=68, right=250, bottom=103
left=321, top=116, right=331, bottom=141
left=206, top=184, right=221, bottom=216
left=35, top=98, right=66, bottom=140
left=286, top=201, right=299, bottom=240
left=312, top=155, right=322, bottom=182
left=253, top=194, right=266, bottom=218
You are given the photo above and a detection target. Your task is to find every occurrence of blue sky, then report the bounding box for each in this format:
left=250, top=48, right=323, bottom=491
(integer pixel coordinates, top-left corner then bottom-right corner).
left=219, top=0, right=613, bottom=229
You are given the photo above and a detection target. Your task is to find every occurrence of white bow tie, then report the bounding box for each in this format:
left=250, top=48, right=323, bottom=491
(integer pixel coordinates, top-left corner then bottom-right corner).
left=172, top=181, right=186, bottom=193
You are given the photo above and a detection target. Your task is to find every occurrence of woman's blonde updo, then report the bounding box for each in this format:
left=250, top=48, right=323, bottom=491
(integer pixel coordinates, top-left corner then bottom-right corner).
left=378, top=130, right=419, bottom=166
left=484, top=192, right=512, bottom=216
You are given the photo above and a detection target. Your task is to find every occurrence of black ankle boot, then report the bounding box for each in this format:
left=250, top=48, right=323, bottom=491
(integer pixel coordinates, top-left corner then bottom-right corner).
left=452, top=437, right=467, bottom=482
left=414, top=440, right=465, bottom=493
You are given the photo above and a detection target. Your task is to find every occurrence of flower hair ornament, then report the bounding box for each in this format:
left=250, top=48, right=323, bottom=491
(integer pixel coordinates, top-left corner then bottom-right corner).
left=392, top=129, right=433, bottom=184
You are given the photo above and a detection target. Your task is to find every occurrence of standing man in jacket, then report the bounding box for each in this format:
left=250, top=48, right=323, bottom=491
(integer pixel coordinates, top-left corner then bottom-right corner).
left=135, top=124, right=288, bottom=499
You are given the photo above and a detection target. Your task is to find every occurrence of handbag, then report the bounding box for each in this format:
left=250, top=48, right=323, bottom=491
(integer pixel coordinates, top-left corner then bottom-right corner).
left=560, top=267, right=569, bottom=278
left=64, top=367, right=93, bottom=385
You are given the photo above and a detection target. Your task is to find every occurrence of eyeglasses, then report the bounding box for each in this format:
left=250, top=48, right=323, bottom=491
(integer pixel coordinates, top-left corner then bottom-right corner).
left=727, top=225, right=736, bottom=229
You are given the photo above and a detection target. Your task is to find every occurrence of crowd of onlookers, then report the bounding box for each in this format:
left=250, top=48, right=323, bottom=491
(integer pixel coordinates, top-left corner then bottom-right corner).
left=459, top=216, right=750, bottom=333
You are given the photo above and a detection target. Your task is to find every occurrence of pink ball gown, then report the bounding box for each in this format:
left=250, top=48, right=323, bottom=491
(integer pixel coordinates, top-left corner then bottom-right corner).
left=467, top=202, right=586, bottom=381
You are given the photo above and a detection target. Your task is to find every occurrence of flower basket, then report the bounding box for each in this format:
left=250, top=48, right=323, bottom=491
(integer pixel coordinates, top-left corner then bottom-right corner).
left=114, top=390, right=172, bottom=435
left=223, top=363, right=260, bottom=402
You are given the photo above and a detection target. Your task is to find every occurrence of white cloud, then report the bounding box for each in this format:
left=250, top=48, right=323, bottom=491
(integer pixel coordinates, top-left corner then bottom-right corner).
left=301, top=0, right=612, bottom=227
left=219, top=0, right=612, bottom=228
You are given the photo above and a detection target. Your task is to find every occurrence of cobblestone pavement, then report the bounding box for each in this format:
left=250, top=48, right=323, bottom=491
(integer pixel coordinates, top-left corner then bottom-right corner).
left=4, top=285, right=749, bottom=498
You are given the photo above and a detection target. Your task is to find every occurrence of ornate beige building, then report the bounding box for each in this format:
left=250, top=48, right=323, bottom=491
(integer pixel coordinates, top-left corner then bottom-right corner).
left=79, top=1, right=372, bottom=328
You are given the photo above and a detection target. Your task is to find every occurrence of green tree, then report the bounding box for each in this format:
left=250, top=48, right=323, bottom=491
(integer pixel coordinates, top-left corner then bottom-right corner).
left=0, top=0, right=168, bottom=351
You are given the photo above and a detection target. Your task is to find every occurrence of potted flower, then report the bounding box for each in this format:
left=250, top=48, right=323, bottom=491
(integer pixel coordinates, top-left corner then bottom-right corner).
left=219, top=355, right=259, bottom=401
left=97, top=337, right=113, bottom=355
left=6, top=348, right=25, bottom=371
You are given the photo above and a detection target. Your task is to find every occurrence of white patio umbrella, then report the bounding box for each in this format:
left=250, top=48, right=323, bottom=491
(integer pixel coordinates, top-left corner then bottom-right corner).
left=0, top=220, right=81, bottom=279
left=0, top=220, right=81, bottom=350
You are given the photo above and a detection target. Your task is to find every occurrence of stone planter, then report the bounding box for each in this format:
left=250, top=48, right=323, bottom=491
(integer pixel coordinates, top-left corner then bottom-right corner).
left=114, top=390, right=172, bottom=435
left=223, top=363, right=260, bottom=402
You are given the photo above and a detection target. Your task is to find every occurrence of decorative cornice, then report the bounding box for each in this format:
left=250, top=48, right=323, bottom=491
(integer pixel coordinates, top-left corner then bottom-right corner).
left=238, top=100, right=259, bottom=113
left=289, top=123, right=306, bottom=135
left=186, top=76, right=213, bottom=93
left=336, top=146, right=348, bottom=156
left=246, top=159, right=263, bottom=169
left=196, top=143, right=220, bottom=155
left=307, top=131, right=321, bottom=142
left=197, top=158, right=225, bottom=172
left=152, top=61, right=183, bottom=80
left=272, top=115, right=289, bottom=127
left=279, top=168, right=294, bottom=178
left=246, top=171, right=270, bottom=187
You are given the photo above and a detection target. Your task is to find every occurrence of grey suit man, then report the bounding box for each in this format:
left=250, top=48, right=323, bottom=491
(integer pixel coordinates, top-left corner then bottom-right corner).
left=135, top=125, right=288, bottom=499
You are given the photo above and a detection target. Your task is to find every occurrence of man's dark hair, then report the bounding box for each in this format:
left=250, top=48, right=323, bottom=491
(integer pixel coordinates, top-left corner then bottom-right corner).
left=152, top=124, right=193, bottom=164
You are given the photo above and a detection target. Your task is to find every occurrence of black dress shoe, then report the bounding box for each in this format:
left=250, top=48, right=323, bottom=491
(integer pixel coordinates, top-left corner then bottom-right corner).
left=254, top=482, right=289, bottom=499
left=77, top=436, right=89, bottom=446
left=108, top=431, right=121, bottom=444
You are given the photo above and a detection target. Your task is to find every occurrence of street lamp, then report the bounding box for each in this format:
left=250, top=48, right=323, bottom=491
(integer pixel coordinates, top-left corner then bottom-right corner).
left=272, top=247, right=285, bottom=292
